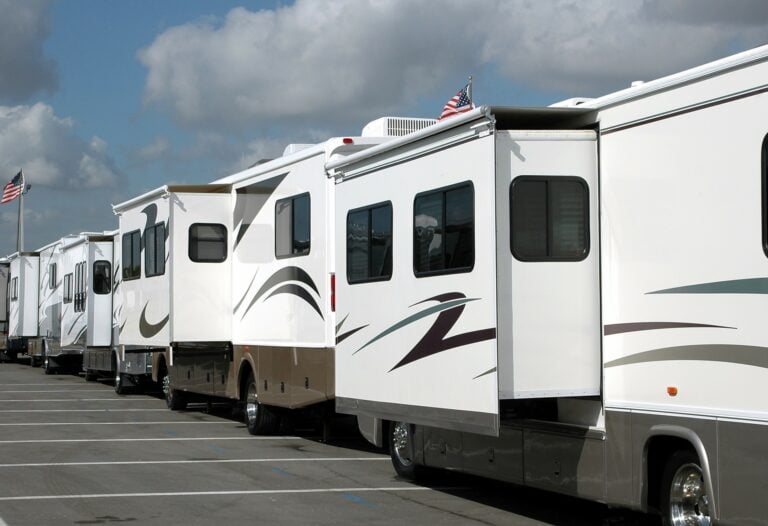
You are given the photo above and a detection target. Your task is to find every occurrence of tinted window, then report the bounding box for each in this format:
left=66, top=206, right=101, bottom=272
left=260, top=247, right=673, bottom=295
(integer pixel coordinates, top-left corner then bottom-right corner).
left=276, top=193, right=311, bottom=258
left=49, top=263, right=57, bottom=290
left=510, top=177, right=589, bottom=261
left=93, top=260, right=111, bottom=294
left=347, top=203, right=392, bottom=283
left=63, top=274, right=72, bottom=303
left=122, top=230, right=141, bottom=280
left=145, top=223, right=165, bottom=277
left=763, top=134, right=768, bottom=257
left=189, top=224, right=227, bottom=262
left=414, top=183, right=474, bottom=276
left=10, top=277, right=17, bottom=301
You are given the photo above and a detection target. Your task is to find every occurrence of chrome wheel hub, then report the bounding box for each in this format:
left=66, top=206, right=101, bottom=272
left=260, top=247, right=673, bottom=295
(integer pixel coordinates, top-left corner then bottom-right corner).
left=162, top=374, right=171, bottom=398
left=392, top=422, right=413, bottom=467
left=246, top=383, right=258, bottom=424
left=670, top=463, right=711, bottom=526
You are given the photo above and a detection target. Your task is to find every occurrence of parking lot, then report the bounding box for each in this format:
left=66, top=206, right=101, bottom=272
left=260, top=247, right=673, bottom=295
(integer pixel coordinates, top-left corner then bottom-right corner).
left=0, top=362, right=658, bottom=526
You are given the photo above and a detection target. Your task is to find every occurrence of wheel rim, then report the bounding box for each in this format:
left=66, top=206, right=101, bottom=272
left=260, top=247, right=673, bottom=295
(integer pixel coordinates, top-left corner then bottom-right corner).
left=162, top=374, right=171, bottom=398
left=115, top=372, right=121, bottom=387
left=392, top=422, right=413, bottom=467
left=669, top=462, right=711, bottom=526
left=246, top=382, right=259, bottom=424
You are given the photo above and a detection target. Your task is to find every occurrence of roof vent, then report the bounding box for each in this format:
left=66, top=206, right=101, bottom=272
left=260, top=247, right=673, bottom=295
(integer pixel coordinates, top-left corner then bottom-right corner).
left=362, top=117, right=437, bottom=137
left=549, top=97, right=594, bottom=108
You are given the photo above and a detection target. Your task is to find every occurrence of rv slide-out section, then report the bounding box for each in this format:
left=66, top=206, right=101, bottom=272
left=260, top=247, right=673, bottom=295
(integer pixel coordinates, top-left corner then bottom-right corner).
left=8, top=252, right=40, bottom=357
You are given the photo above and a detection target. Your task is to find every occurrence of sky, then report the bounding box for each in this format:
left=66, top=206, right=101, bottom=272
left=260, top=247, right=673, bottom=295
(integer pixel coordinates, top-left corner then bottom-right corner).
left=1, top=0, right=768, bottom=256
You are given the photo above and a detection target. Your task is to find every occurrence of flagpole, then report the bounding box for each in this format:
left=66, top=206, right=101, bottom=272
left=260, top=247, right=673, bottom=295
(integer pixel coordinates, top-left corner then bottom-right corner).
left=467, top=75, right=473, bottom=106
left=17, top=169, right=24, bottom=252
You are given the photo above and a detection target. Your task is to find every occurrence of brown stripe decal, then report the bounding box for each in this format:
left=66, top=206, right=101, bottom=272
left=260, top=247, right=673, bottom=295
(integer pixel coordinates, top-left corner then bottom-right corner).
left=604, top=322, right=735, bottom=336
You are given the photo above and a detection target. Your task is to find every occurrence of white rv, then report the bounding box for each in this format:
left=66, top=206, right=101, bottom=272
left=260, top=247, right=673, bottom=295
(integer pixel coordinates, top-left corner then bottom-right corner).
left=328, top=48, right=768, bottom=525
left=0, top=259, right=9, bottom=359
left=112, top=185, right=232, bottom=395
left=58, top=233, right=114, bottom=375
left=33, top=238, right=64, bottom=371
left=7, top=251, right=40, bottom=362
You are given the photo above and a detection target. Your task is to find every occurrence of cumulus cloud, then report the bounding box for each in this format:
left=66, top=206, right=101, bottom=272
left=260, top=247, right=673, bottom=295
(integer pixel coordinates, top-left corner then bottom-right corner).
left=139, top=0, right=768, bottom=131
left=136, top=136, right=171, bottom=162
left=0, top=103, right=120, bottom=189
left=0, top=0, right=56, bottom=102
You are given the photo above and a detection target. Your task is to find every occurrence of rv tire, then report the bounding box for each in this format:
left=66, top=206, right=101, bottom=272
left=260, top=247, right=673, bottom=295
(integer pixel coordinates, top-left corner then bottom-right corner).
left=43, top=356, right=54, bottom=375
left=163, top=371, right=187, bottom=411
left=114, top=373, right=128, bottom=395
left=243, top=372, right=278, bottom=435
left=84, top=370, right=97, bottom=382
left=660, top=449, right=711, bottom=526
left=390, top=421, right=419, bottom=480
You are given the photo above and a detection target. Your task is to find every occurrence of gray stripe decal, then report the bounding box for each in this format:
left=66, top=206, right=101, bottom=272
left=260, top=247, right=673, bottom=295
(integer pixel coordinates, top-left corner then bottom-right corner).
left=265, top=284, right=323, bottom=320
left=473, top=367, right=496, bottom=380
left=336, top=314, right=349, bottom=335
left=352, top=298, right=477, bottom=355
left=239, top=266, right=320, bottom=321
left=648, top=277, right=768, bottom=295
left=67, top=313, right=84, bottom=335
left=605, top=344, right=768, bottom=369
left=233, top=270, right=259, bottom=313
left=604, top=322, right=736, bottom=336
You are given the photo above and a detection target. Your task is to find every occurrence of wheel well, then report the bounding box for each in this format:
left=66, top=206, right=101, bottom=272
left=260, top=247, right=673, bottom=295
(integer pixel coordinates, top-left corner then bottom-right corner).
left=645, top=435, right=697, bottom=513
left=238, top=363, right=254, bottom=400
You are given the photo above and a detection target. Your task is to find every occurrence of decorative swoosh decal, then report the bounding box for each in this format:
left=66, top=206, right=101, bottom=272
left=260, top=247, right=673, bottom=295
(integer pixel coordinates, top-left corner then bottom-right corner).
left=67, top=313, right=84, bottom=335
left=604, top=322, right=735, bottom=336
left=266, top=284, right=324, bottom=319
left=139, top=303, right=169, bottom=339
left=239, top=266, right=321, bottom=321
left=605, top=344, right=768, bottom=369
left=473, top=367, right=496, bottom=380
left=648, top=277, right=768, bottom=295
left=350, top=292, right=496, bottom=372
left=336, top=324, right=368, bottom=345
left=234, top=270, right=259, bottom=312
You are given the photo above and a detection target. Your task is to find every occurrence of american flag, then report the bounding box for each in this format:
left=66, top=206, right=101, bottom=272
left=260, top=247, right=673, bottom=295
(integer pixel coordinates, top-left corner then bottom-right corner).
left=1, top=171, right=24, bottom=204
left=438, top=84, right=473, bottom=120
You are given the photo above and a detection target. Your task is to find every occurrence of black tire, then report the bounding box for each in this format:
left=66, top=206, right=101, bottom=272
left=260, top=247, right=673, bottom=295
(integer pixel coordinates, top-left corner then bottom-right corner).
left=660, top=449, right=711, bottom=526
left=84, top=370, right=97, bottom=382
left=390, top=421, right=419, bottom=479
left=163, top=370, right=187, bottom=410
left=114, top=372, right=129, bottom=395
left=243, top=371, right=279, bottom=435
left=43, top=356, right=54, bottom=375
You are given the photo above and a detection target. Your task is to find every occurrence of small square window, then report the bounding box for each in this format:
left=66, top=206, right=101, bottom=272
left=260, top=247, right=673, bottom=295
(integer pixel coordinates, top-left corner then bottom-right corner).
left=189, top=223, right=227, bottom=263
left=276, top=193, right=311, bottom=258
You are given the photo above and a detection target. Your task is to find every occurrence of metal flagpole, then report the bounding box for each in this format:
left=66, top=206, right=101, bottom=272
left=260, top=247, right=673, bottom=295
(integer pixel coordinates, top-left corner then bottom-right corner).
left=467, top=75, right=473, bottom=107
left=17, top=169, right=24, bottom=252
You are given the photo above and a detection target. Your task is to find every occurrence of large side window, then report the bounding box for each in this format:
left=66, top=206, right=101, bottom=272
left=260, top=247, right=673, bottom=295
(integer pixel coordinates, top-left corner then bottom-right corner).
left=122, top=230, right=141, bottom=280
left=74, top=261, right=86, bottom=313
left=145, top=223, right=165, bottom=277
left=189, top=223, right=227, bottom=263
left=49, top=263, right=57, bottom=289
left=63, top=274, right=72, bottom=303
left=93, top=261, right=111, bottom=294
left=510, top=176, right=589, bottom=261
left=347, top=202, right=393, bottom=283
left=762, top=134, right=768, bottom=257
left=413, top=182, right=474, bottom=276
left=275, top=193, right=310, bottom=258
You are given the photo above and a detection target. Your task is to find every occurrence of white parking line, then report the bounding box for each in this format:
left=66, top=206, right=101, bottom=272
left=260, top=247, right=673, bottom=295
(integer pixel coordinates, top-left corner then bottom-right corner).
left=0, top=486, right=439, bottom=502
left=0, top=398, right=162, bottom=402
left=0, top=383, right=87, bottom=386
left=0, top=409, right=168, bottom=413
left=0, top=421, right=230, bottom=426
left=0, top=390, right=110, bottom=393
left=0, top=457, right=388, bottom=468
left=0, top=436, right=298, bottom=444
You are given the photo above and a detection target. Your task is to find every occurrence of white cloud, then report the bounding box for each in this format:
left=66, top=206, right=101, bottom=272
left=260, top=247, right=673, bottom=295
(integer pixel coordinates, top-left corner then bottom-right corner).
left=0, top=103, right=120, bottom=189
left=139, top=0, right=768, bottom=131
left=136, top=136, right=171, bottom=162
left=0, top=0, right=56, bottom=102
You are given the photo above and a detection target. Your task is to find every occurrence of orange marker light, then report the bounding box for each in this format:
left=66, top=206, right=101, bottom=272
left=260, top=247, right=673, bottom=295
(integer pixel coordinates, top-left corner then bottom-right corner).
left=667, top=386, right=678, bottom=397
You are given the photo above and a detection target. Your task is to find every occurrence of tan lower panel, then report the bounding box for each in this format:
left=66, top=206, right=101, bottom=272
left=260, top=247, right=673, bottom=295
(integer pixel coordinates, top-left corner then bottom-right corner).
left=234, top=345, right=334, bottom=410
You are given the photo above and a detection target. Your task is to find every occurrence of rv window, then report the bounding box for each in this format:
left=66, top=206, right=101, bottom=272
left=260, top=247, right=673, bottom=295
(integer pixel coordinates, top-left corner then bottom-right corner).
left=49, top=263, right=57, bottom=290
left=189, top=223, right=227, bottom=262
left=63, top=274, right=72, bottom=303
left=74, top=261, right=86, bottom=312
left=93, top=261, right=111, bottom=294
left=510, top=176, right=589, bottom=261
left=413, top=183, right=474, bottom=276
left=122, top=230, right=141, bottom=280
left=347, top=202, right=393, bottom=283
left=145, top=223, right=165, bottom=277
left=10, top=277, right=17, bottom=301
left=275, top=193, right=311, bottom=258
left=762, top=134, right=768, bottom=257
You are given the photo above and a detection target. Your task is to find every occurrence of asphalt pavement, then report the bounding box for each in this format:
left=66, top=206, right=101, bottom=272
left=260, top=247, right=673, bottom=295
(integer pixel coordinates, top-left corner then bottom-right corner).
left=0, top=361, right=658, bottom=525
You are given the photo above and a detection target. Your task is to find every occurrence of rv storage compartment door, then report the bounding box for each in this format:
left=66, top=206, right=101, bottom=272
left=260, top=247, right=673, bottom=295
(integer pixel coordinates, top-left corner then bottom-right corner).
left=496, top=130, right=600, bottom=399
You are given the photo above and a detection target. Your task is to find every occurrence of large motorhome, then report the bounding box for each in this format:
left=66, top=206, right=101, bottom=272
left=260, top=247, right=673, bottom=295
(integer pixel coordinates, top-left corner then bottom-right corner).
left=328, top=47, right=768, bottom=525
left=7, top=251, right=40, bottom=362
left=34, top=238, right=64, bottom=371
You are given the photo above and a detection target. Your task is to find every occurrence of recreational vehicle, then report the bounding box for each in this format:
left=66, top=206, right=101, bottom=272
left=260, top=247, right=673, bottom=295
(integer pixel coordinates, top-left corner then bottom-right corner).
left=328, top=48, right=768, bottom=525
left=0, top=259, right=9, bottom=359
left=7, top=251, right=39, bottom=362
left=34, top=238, right=64, bottom=372
left=112, top=185, right=232, bottom=395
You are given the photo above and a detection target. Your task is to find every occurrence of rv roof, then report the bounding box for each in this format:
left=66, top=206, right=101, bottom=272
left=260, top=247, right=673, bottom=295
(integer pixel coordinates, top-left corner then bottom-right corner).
left=112, top=184, right=231, bottom=214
